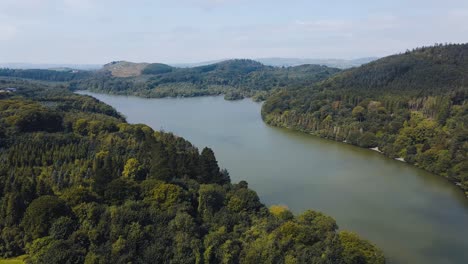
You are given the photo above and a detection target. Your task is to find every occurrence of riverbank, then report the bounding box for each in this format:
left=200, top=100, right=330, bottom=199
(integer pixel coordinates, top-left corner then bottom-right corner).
left=76, top=87, right=270, bottom=103
left=263, top=117, right=468, bottom=198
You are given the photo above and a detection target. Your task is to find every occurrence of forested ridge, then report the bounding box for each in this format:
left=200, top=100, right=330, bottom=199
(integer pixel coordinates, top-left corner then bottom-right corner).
left=70, top=59, right=340, bottom=101
left=262, top=44, right=468, bottom=196
left=0, top=80, right=383, bottom=263
left=0, top=69, right=92, bottom=82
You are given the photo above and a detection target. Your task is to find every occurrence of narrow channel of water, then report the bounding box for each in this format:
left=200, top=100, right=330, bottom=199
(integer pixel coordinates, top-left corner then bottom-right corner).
left=79, top=91, right=468, bottom=264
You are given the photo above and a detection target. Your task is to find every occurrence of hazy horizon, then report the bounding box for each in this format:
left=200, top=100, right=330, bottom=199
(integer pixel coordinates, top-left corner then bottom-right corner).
left=1, top=0, right=467, bottom=64
left=0, top=56, right=379, bottom=66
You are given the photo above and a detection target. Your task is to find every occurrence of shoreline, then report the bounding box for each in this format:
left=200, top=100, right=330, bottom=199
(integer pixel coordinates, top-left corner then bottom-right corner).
left=267, top=121, right=467, bottom=198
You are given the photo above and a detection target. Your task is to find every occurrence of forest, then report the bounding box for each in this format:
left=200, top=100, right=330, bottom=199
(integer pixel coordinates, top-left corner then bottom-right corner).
left=262, top=44, right=468, bottom=196
left=0, top=79, right=384, bottom=263
left=0, top=69, right=92, bottom=82
left=80, top=60, right=341, bottom=101
left=1, top=60, right=341, bottom=101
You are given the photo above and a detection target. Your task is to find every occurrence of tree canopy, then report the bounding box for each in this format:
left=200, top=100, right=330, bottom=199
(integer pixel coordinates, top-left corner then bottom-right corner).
left=0, top=80, right=383, bottom=263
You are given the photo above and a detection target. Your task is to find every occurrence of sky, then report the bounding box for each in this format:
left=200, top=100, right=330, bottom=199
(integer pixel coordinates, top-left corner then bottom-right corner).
left=1, top=0, right=468, bottom=64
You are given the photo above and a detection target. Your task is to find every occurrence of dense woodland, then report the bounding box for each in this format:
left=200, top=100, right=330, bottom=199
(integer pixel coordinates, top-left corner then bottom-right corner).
left=0, top=80, right=383, bottom=263
left=0, top=69, right=92, bottom=82
left=262, top=44, right=468, bottom=196
left=69, top=60, right=341, bottom=101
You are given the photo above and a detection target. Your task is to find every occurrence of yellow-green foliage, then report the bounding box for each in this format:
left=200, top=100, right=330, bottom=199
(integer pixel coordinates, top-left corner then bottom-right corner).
left=0, top=255, right=26, bottom=264
left=269, top=205, right=294, bottom=220
left=122, top=158, right=142, bottom=179
left=339, top=231, right=385, bottom=264
left=147, top=183, right=185, bottom=208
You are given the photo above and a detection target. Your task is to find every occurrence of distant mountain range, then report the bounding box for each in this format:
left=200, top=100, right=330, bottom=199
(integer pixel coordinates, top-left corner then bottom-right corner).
left=171, top=57, right=378, bottom=69
left=1, top=57, right=377, bottom=71
left=0, top=63, right=102, bottom=70
left=255, top=57, right=378, bottom=69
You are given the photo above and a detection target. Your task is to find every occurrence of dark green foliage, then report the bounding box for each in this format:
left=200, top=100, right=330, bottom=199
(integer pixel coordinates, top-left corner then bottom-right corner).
left=50, top=217, right=77, bottom=240
left=263, top=44, right=468, bottom=195
left=0, top=80, right=383, bottom=263
left=321, top=44, right=468, bottom=94
left=103, top=178, right=139, bottom=205
left=227, top=188, right=262, bottom=213
left=20, top=196, right=72, bottom=240
left=199, top=147, right=229, bottom=184
left=15, top=110, right=63, bottom=133
left=141, top=63, right=174, bottom=75
left=0, top=68, right=92, bottom=82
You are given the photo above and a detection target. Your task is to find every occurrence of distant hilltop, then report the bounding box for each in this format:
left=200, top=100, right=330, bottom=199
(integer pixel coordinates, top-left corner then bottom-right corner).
left=0, top=57, right=377, bottom=73
left=171, top=57, right=378, bottom=69
left=255, top=57, right=378, bottom=69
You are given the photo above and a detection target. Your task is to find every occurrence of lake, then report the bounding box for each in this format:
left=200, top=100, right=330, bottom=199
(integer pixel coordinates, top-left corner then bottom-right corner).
left=78, top=91, right=468, bottom=264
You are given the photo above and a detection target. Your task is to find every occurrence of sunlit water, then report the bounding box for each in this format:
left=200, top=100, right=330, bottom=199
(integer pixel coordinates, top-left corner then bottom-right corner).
left=78, top=91, right=468, bottom=264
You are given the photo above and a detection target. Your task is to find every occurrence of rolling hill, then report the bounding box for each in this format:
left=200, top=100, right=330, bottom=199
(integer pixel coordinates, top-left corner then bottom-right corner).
left=256, top=57, right=378, bottom=69
left=72, top=59, right=341, bottom=100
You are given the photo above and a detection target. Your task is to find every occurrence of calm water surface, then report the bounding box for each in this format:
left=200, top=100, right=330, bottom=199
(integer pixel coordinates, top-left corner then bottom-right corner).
left=79, top=91, right=468, bottom=264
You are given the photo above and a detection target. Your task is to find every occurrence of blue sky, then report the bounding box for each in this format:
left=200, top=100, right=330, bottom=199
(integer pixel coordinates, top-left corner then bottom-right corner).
left=1, top=0, right=468, bottom=63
